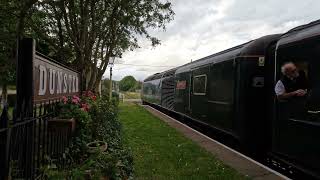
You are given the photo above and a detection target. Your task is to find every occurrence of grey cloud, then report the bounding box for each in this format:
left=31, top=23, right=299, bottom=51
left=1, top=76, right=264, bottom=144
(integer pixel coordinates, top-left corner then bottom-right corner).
left=107, top=0, right=320, bottom=81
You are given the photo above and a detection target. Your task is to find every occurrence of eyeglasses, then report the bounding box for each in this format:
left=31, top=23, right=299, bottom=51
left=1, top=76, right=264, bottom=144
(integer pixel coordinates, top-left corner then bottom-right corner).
left=289, top=68, right=297, bottom=73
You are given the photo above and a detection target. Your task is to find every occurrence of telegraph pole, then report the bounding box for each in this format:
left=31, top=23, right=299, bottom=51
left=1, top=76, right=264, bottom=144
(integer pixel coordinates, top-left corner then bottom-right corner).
left=108, top=57, right=115, bottom=101
left=109, top=65, right=113, bottom=101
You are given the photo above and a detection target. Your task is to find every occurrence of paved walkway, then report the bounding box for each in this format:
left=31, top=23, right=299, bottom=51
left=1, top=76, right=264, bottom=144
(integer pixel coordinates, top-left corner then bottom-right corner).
left=143, top=105, right=290, bottom=180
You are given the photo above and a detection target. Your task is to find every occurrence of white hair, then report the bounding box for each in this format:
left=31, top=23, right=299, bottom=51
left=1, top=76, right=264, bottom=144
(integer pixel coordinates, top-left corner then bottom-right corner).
left=281, top=62, right=295, bottom=74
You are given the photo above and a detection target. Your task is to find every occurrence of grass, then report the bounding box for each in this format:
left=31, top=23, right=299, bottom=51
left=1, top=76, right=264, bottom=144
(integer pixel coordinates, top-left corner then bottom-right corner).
left=119, top=102, right=249, bottom=180
left=122, top=91, right=141, bottom=99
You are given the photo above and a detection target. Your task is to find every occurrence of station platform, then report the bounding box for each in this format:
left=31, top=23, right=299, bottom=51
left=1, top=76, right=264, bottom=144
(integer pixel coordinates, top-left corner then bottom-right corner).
left=142, top=105, right=290, bottom=180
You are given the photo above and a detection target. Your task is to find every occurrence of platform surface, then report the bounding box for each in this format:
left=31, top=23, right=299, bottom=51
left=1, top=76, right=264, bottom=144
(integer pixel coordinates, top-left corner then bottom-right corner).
left=143, top=105, right=290, bottom=180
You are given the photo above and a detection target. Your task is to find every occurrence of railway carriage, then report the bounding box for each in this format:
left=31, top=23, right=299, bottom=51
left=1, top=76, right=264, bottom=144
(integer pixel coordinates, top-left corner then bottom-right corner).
left=271, top=20, right=320, bottom=178
left=141, top=20, right=320, bottom=179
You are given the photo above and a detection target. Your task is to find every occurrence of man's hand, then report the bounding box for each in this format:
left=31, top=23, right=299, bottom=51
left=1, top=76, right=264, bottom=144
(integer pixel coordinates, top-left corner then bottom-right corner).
left=294, top=89, right=307, bottom=97
left=277, top=89, right=307, bottom=100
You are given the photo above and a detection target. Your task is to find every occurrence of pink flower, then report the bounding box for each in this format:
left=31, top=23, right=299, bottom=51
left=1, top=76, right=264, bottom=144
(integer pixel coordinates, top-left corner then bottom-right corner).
left=62, top=96, right=68, bottom=104
left=73, top=95, right=80, bottom=100
left=88, top=91, right=94, bottom=96
left=72, top=95, right=81, bottom=104
left=72, top=99, right=78, bottom=104
left=81, top=103, right=90, bottom=112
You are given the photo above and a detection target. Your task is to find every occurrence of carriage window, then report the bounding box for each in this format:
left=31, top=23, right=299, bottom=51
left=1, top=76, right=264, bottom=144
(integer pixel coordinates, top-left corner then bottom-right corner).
left=276, top=39, right=320, bottom=123
left=193, top=75, right=207, bottom=95
left=209, top=61, right=234, bottom=102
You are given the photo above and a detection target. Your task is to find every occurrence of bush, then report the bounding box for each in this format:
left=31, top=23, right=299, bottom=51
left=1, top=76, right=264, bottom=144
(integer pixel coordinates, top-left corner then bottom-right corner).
left=48, top=92, right=133, bottom=179
left=90, top=98, right=120, bottom=144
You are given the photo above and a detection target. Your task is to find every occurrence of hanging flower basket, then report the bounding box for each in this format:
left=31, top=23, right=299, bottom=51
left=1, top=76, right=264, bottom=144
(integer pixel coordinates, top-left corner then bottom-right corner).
left=86, top=141, right=108, bottom=153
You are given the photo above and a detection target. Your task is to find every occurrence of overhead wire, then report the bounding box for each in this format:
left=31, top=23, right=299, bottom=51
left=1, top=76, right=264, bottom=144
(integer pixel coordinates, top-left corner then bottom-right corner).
left=114, top=63, right=176, bottom=68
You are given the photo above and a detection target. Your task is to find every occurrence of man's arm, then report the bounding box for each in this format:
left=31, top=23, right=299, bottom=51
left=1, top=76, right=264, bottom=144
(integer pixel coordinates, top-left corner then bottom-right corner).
left=277, top=91, right=297, bottom=100
left=275, top=80, right=306, bottom=100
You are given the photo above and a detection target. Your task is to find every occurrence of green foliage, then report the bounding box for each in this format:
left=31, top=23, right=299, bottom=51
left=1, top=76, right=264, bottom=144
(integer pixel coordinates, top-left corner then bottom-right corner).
left=69, top=149, right=133, bottom=179
left=0, top=0, right=18, bottom=85
left=101, top=79, right=119, bottom=100
left=30, top=0, right=175, bottom=91
left=101, top=79, right=111, bottom=96
left=0, top=0, right=40, bottom=85
left=56, top=96, right=93, bottom=162
left=119, top=76, right=137, bottom=92
left=48, top=94, right=133, bottom=179
left=70, top=152, right=117, bottom=179
left=135, top=81, right=142, bottom=90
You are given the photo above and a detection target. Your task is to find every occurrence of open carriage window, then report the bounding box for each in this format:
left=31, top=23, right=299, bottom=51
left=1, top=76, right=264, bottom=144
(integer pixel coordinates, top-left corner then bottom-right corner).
left=276, top=38, right=320, bottom=123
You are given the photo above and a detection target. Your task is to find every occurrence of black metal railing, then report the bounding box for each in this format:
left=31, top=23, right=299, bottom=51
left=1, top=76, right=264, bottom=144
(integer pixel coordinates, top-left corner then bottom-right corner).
left=0, top=38, right=78, bottom=179
left=0, top=99, right=73, bottom=179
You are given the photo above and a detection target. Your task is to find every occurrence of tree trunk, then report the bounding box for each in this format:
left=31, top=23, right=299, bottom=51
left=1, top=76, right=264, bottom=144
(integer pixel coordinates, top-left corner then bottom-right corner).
left=1, top=84, right=8, bottom=108
left=81, top=69, right=88, bottom=92
left=87, top=65, right=97, bottom=91
left=93, top=72, right=103, bottom=94
left=94, top=79, right=101, bottom=95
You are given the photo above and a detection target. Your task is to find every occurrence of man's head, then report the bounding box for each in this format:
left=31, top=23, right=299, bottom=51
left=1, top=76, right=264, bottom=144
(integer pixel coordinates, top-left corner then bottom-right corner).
left=281, top=62, right=299, bottom=79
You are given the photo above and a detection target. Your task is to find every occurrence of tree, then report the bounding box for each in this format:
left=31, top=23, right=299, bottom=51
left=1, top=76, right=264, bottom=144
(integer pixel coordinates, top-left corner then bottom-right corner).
left=0, top=0, right=39, bottom=107
left=33, top=0, right=174, bottom=91
left=135, top=81, right=142, bottom=90
left=119, top=76, right=136, bottom=92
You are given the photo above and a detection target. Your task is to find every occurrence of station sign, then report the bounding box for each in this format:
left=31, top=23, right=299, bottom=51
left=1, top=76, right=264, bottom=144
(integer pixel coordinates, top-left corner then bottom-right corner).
left=33, top=54, right=80, bottom=102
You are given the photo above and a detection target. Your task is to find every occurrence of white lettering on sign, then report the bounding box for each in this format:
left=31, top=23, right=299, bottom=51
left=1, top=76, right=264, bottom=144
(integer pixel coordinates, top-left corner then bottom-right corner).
left=34, top=55, right=80, bottom=102
left=38, top=64, right=80, bottom=96
left=63, top=74, right=68, bottom=93
left=49, top=69, right=56, bottom=94
left=75, top=76, right=79, bottom=92
left=68, top=74, right=73, bottom=93
left=72, top=76, right=76, bottom=93
left=57, top=71, right=63, bottom=94
left=39, top=65, right=47, bottom=95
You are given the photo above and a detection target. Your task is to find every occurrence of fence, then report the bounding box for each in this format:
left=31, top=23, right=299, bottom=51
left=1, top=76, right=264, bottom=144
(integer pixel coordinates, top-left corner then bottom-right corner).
left=0, top=38, right=80, bottom=179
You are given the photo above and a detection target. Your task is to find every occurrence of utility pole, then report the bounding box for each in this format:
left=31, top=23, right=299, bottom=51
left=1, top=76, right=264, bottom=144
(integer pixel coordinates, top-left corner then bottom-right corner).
left=108, top=57, right=115, bottom=101
left=109, top=65, right=113, bottom=101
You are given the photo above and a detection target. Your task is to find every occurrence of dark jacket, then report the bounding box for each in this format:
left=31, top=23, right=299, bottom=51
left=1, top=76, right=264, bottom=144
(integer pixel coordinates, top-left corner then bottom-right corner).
left=280, top=70, right=308, bottom=93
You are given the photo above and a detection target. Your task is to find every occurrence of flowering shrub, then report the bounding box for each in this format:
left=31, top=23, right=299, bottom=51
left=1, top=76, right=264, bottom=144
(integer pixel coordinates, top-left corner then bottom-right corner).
left=59, top=95, right=90, bottom=116
left=57, top=94, right=94, bottom=156
left=51, top=92, right=133, bottom=179
left=83, top=91, right=97, bottom=101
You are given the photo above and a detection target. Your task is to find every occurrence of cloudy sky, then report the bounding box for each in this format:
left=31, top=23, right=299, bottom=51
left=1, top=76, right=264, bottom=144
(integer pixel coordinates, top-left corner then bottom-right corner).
left=105, top=0, right=320, bottom=81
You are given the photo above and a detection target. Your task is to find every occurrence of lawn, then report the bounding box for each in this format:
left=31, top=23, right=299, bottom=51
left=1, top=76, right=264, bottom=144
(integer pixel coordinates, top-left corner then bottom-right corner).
left=119, top=102, right=248, bottom=180
left=122, top=91, right=141, bottom=99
